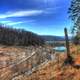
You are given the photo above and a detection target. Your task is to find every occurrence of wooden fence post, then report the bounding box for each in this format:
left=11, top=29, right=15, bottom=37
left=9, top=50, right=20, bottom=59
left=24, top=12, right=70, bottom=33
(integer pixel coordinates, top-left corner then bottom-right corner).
left=64, top=28, right=70, bottom=57
left=64, top=28, right=73, bottom=65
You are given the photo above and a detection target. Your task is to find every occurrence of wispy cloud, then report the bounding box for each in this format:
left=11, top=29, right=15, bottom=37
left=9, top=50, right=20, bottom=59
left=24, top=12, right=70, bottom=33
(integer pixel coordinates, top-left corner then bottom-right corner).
left=0, top=10, right=44, bottom=19
left=6, top=21, right=24, bottom=25
left=0, top=21, right=11, bottom=23
left=0, top=20, right=35, bottom=26
left=0, top=7, right=62, bottom=19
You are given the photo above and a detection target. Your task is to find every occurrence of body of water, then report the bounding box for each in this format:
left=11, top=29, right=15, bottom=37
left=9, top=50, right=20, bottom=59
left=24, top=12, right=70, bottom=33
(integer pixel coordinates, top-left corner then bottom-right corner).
left=53, top=46, right=66, bottom=52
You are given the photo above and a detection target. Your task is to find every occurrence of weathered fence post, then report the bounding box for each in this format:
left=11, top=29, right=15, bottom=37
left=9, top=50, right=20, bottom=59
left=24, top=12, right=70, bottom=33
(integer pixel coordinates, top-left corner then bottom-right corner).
left=64, top=28, right=73, bottom=65
left=64, top=28, right=70, bottom=57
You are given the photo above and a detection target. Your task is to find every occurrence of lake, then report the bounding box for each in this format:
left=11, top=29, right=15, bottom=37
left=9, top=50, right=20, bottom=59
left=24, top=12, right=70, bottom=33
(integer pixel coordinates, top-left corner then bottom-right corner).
left=53, top=46, right=66, bottom=52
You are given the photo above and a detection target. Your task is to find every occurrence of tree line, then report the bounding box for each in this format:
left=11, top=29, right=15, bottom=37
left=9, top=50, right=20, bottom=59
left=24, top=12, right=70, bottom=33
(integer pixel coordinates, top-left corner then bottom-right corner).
left=0, top=25, right=44, bottom=46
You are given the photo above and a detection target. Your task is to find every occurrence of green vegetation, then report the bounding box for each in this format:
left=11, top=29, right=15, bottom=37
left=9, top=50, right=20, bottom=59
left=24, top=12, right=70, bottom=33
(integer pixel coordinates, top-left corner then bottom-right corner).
left=69, top=0, right=80, bottom=44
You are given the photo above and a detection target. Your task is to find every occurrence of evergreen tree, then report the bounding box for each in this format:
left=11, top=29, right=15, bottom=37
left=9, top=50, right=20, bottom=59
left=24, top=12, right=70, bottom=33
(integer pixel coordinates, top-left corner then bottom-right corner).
left=69, top=0, right=80, bottom=33
left=69, top=0, right=80, bottom=44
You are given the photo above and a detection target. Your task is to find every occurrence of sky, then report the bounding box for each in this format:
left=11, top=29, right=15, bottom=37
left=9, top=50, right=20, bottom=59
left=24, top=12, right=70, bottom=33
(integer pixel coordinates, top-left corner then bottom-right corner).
left=0, top=0, right=73, bottom=36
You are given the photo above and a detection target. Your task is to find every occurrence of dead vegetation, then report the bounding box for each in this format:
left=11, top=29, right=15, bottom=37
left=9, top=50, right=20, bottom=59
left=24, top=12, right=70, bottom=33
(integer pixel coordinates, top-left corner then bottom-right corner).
left=0, top=45, right=80, bottom=80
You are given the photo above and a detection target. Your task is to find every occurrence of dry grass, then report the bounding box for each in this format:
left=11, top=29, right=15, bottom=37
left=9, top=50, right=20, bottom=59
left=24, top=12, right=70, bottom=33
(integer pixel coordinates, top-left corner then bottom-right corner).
left=0, top=45, right=80, bottom=80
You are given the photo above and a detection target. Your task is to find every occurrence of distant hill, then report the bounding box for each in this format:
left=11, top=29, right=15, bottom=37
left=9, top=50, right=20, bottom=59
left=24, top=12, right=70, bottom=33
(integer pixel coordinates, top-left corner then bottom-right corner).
left=0, top=25, right=44, bottom=46
left=41, top=35, right=65, bottom=41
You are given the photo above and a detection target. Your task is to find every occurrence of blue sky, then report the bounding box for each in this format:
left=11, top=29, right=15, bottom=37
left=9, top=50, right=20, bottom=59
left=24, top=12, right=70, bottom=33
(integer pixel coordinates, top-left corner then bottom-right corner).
left=0, top=0, right=73, bottom=36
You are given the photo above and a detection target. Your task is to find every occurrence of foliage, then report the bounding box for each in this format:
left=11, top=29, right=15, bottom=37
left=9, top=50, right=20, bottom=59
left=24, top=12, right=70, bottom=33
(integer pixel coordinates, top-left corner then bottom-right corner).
left=69, top=0, right=80, bottom=33
left=73, top=35, right=80, bottom=44
left=69, top=0, right=80, bottom=44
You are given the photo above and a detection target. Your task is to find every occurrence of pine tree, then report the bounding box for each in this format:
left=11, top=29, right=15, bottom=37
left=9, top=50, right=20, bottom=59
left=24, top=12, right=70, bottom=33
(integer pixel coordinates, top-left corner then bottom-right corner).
left=69, top=0, right=80, bottom=44
left=69, top=0, right=80, bottom=32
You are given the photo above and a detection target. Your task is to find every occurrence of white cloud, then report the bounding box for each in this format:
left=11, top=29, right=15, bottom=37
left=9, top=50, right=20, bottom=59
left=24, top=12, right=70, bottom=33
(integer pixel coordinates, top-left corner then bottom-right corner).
left=6, top=21, right=24, bottom=25
left=0, top=7, right=62, bottom=19
left=0, top=20, right=35, bottom=26
left=0, top=21, right=11, bottom=23
left=0, top=10, right=44, bottom=19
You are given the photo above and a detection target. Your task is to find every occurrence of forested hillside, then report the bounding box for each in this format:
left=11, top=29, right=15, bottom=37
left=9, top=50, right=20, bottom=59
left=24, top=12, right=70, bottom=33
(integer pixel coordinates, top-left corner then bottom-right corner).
left=0, top=25, right=44, bottom=46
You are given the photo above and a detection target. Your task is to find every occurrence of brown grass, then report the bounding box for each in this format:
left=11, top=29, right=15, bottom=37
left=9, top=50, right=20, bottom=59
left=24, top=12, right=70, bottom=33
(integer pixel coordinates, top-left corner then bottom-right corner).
left=1, top=45, right=80, bottom=80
